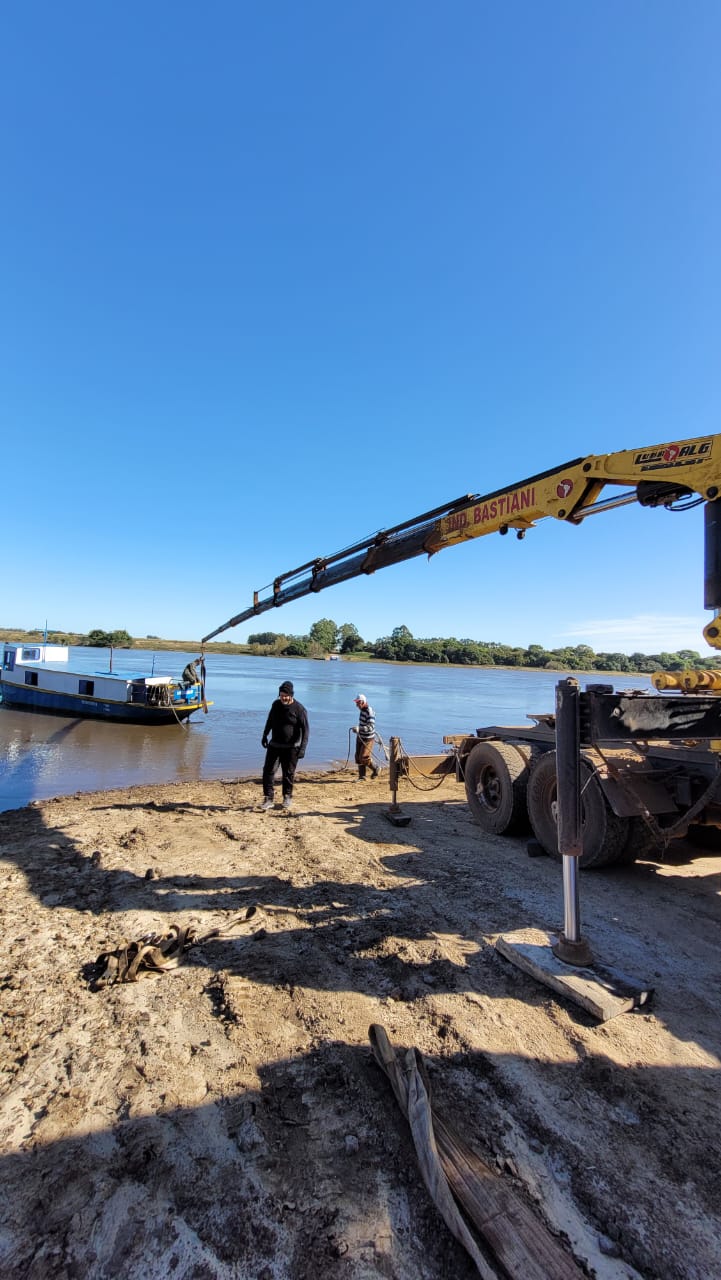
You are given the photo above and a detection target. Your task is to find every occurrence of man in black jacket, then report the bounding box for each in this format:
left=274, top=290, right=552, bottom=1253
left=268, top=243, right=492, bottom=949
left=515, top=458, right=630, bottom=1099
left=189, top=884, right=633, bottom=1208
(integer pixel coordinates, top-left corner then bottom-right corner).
left=260, top=681, right=309, bottom=811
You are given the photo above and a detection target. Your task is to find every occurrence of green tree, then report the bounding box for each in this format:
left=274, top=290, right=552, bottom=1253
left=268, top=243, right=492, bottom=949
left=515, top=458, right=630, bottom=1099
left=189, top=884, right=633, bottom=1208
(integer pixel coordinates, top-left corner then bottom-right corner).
left=283, top=635, right=310, bottom=656
left=567, top=644, right=596, bottom=671
left=525, top=643, right=552, bottom=668
left=594, top=652, right=632, bottom=673
left=83, top=630, right=110, bottom=647
left=309, top=618, right=339, bottom=653
left=371, top=636, right=395, bottom=660
left=628, top=652, right=659, bottom=673
left=81, top=628, right=133, bottom=648
left=338, top=622, right=363, bottom=653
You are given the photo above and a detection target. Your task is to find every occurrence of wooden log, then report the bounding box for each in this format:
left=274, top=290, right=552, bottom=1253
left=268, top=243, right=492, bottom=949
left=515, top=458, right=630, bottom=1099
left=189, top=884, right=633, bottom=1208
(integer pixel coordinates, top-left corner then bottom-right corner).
left=431, top=1110, right=583, bottom=1280
left=369, top=1025, right=585, bottom=1280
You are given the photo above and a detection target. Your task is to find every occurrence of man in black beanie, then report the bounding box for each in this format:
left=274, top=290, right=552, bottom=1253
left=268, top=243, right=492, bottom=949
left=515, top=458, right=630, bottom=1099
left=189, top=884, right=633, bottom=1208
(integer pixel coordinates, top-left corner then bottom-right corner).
left=260, top=680, right=309, bottom=811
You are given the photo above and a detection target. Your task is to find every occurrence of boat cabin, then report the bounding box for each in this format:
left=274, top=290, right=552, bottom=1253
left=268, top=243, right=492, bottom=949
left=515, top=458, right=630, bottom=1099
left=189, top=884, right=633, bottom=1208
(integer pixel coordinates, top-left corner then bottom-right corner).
left=0, top=641, right=202, bottom=721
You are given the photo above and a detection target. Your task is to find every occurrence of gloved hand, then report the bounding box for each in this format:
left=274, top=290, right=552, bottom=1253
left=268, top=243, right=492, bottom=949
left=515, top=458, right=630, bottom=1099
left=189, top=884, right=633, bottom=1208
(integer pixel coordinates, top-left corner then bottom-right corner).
left=298, top=750, right=305, bottom=759
left=261, top=736, right=268, bottom=749
left=351, top=725, right=358, bottom=734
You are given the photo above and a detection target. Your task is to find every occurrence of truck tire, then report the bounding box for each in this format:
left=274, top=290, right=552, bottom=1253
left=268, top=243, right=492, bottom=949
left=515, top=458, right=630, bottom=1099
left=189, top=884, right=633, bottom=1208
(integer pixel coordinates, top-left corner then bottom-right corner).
left=464, top=740, right=530, bottom=835
left=615, top=817, right=660, bottom=865
left=526, top=750, right=629, bottom=868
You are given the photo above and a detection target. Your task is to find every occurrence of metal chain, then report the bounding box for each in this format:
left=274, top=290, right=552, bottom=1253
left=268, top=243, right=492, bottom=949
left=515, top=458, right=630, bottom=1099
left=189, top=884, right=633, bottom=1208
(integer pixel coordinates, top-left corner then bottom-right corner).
left=394, top=737, right=453, bottom=792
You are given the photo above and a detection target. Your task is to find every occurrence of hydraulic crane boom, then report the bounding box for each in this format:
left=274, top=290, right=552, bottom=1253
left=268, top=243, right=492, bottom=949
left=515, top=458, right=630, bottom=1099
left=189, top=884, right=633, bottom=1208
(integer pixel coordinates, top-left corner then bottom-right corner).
left=202, top=433, right=721, bottom=648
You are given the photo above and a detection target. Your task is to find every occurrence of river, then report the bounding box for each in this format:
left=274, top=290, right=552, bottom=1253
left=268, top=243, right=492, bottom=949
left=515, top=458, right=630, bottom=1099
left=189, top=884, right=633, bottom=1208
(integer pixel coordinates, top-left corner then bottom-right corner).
left=0, top=648, right=653, bottom=812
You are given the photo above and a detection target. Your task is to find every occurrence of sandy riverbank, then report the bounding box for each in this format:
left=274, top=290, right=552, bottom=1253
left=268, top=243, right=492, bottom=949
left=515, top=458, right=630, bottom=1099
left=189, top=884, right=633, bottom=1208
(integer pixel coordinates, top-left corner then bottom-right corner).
left=1, top=768, right=719, bottom=1278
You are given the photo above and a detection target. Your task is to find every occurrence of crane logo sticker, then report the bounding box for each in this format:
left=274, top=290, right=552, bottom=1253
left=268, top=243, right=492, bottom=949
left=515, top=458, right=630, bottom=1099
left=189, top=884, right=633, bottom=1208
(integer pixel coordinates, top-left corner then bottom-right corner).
left=557, top=479, right=574, bottom=499
left=634, top=439, right=712, bottom=469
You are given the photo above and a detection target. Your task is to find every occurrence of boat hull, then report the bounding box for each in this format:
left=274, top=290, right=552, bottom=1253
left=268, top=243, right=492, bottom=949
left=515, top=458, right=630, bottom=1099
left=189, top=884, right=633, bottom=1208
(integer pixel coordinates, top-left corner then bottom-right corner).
left=0, top=684, right=202, bottom=725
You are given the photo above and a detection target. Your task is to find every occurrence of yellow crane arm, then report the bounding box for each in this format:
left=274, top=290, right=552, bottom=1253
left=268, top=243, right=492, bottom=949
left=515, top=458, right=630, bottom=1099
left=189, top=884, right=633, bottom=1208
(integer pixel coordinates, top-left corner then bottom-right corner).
left=202, top=433, right=721, bottom=647
left=428, top=436, right=718, bottom=548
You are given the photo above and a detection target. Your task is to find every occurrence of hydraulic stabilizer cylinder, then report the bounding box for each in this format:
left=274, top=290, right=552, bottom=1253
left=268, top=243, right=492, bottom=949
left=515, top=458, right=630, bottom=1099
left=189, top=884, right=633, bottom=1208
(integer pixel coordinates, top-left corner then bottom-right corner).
left=705, top=499, right=721, bottom=610
left=553, top=678, right=594, bottom=966
left=703, top=499, right=721, bottom=647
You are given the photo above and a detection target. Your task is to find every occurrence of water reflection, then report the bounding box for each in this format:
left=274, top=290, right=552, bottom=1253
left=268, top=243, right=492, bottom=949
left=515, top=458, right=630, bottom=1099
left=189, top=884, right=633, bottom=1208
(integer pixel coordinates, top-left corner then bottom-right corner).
left=0, top=647, right=653, bottom=812
left=0, top=706, right=209, bottom=812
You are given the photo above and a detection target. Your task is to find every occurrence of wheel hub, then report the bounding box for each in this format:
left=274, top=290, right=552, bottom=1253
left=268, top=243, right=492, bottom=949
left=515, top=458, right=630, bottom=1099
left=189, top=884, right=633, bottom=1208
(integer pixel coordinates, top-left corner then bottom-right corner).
left=478, top=768, right=501, bottom=811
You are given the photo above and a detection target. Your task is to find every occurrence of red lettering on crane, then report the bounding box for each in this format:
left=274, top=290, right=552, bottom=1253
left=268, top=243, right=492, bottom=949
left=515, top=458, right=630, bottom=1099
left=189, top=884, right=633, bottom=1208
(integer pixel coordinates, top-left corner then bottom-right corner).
left=471, top=486, right=536, bottom=527
left=444, top=511, right=468, bottom=532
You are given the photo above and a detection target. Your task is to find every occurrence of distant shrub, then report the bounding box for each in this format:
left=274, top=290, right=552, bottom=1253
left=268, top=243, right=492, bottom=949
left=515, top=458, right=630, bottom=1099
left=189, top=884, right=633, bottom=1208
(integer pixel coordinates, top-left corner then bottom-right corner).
left=81, top=628, right=133, bottom=648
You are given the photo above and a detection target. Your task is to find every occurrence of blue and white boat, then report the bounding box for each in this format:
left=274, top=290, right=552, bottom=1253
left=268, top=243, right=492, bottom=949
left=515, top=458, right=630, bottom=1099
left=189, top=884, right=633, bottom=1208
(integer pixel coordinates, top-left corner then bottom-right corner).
left=0, top=642, right=207, bottom=725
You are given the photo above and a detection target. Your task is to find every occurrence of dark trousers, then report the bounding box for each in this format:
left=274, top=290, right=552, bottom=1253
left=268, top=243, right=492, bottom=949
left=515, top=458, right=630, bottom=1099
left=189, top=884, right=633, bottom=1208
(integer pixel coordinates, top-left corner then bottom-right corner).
left=262, top=745, right=299, bottom=799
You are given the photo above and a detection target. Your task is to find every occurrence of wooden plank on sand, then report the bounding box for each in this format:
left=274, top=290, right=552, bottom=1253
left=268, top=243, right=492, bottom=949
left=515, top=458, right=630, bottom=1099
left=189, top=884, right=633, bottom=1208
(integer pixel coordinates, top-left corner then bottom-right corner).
left=496, top=928, right=653, bottom=1022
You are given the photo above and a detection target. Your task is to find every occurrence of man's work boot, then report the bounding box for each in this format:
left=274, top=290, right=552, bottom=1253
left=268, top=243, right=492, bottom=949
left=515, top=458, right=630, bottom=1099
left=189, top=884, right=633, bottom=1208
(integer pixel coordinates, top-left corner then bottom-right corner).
left=260, top=797, right=273, bottom=811
left=282, top=796, right=293, bottom=811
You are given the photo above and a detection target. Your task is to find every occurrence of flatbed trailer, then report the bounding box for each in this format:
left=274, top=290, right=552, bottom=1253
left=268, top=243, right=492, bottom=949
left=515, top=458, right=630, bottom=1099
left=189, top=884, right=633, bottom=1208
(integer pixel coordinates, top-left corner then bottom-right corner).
left=387, top=679, right=721, bottom=866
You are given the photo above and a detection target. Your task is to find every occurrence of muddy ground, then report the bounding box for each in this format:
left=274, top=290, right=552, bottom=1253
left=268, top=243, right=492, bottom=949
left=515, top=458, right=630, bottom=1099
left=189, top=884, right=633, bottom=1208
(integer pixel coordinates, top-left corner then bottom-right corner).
left=0, top=768, right=719, bottom=1279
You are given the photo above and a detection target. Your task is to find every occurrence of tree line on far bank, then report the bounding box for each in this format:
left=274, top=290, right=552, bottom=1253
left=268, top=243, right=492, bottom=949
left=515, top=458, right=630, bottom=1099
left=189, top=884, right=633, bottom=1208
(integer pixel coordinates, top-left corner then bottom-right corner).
left=247, top=619, right=712, bottom=675
left=1, top=628, right=135, bottom=649
left=5, top=621, right=712, bottom=674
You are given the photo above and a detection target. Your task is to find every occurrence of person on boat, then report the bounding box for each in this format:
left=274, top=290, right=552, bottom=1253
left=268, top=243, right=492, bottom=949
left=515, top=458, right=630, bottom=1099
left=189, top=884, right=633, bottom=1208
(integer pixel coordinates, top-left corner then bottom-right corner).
left=352, top=693, right=379, bottom=780
left=260, top=681, right=309, bottom=812
left=182, top=657, right=202, bottom=686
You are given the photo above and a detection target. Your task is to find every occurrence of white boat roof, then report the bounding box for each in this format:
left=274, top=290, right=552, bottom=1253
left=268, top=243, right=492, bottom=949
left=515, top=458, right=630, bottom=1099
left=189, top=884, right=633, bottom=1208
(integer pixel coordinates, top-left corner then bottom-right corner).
left=2, top=642, right=175, bottom=682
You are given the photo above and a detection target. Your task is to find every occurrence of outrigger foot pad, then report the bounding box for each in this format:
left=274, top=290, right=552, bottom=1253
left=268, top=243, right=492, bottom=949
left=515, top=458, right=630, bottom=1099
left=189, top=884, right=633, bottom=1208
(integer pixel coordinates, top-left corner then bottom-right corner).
left=383, top=809, right=411, bottom=827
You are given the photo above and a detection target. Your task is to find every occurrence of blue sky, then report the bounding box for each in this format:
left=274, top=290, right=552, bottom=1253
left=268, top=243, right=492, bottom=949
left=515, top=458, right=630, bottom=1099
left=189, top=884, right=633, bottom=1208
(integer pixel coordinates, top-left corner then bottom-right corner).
left=2, top=2, right=719, bottom=656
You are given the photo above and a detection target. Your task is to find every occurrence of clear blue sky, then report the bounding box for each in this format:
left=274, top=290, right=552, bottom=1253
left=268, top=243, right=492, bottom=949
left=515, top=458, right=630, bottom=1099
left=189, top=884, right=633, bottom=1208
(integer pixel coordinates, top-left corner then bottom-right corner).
left=2, top=2, right=719, bottom=656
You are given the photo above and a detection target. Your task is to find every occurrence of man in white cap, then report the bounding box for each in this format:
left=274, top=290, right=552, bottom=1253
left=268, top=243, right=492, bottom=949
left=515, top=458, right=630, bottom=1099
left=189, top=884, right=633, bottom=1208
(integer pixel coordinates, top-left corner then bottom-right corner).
left=352, top=693, right=379, bottom=780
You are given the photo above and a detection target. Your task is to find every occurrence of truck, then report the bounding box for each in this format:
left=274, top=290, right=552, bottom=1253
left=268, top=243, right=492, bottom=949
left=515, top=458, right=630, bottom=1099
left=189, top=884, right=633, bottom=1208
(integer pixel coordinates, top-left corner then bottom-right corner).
left=203, top=433, right=721, bottom=868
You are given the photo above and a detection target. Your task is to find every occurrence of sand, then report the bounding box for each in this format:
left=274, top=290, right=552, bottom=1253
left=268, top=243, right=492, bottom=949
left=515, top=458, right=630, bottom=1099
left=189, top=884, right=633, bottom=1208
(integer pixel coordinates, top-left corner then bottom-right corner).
left=1, top=768, right=719, bottom=1279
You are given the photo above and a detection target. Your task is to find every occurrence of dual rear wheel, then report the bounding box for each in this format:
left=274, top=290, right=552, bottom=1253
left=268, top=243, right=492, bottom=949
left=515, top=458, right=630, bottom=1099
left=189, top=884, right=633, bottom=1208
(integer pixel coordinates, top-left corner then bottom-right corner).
left=464, top=740, right=648, bottom=868
left=526, top=751, right=629, bottom=869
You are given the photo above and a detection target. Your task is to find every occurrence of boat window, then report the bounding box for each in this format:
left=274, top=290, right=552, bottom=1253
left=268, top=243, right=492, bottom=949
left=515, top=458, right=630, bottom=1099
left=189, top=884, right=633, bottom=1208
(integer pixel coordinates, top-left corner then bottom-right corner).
left=21, top=647, right=41, bottom=661
left=2, top=651, right=15, bottom=671
left=79, top=680, right=95, bottom=696
left=24, top=672, right=39, bottom=686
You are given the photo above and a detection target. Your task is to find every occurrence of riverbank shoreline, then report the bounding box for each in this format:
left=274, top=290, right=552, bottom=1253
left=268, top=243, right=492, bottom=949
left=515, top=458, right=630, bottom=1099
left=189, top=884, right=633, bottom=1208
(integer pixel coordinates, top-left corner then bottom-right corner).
left=1, top=771, right=719, bottom=1278
left=0, top=627, right=672, bottom=677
